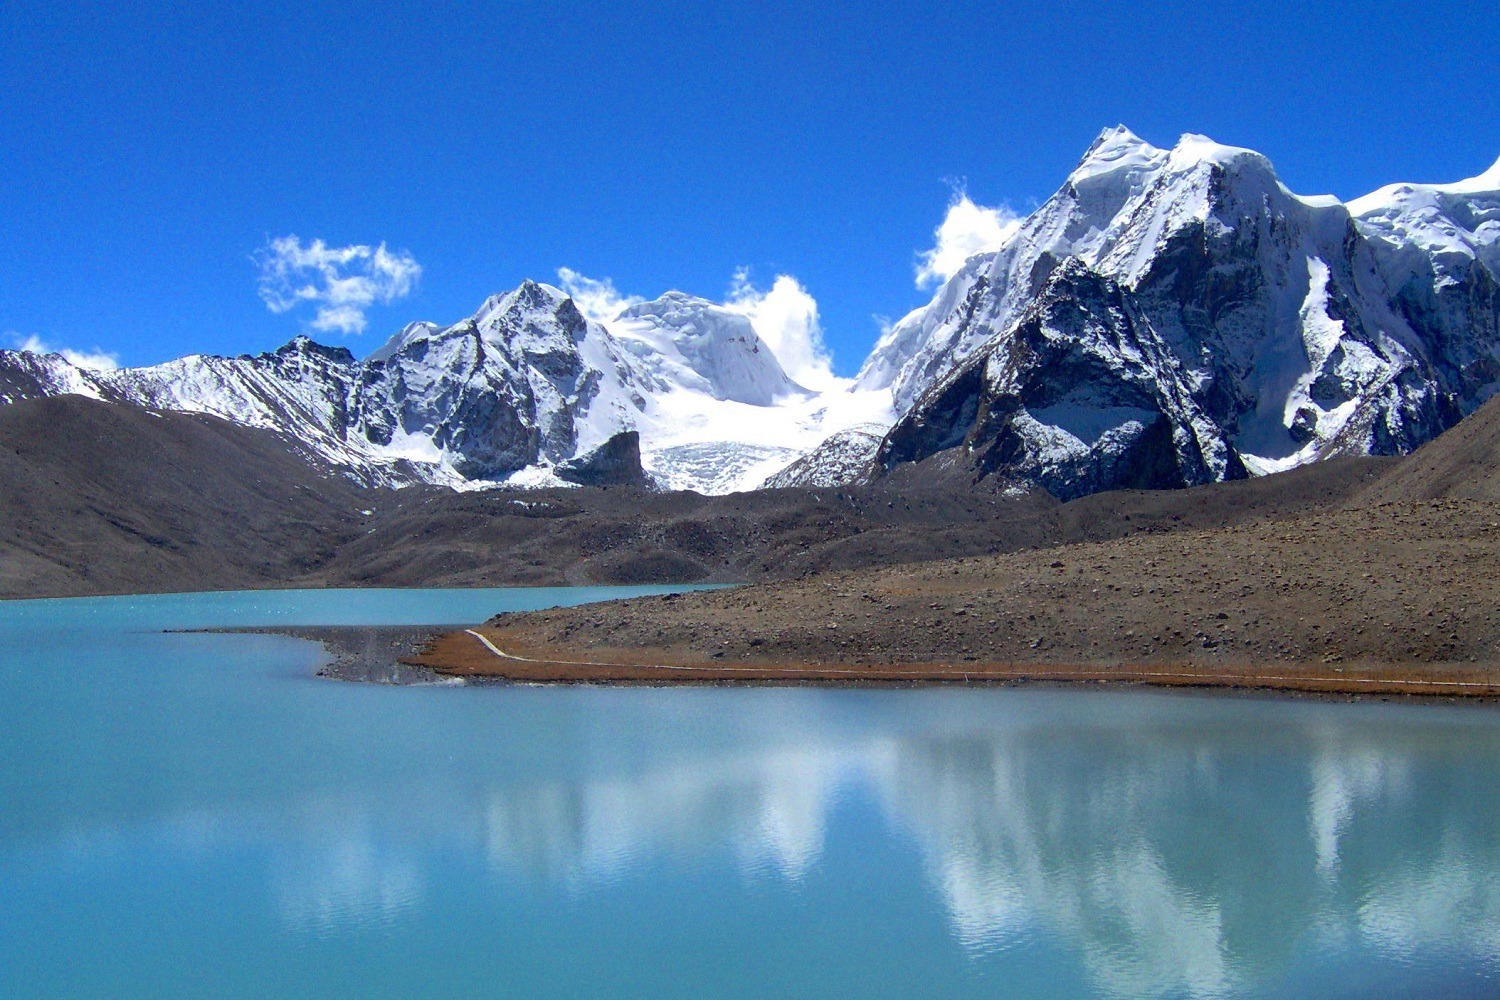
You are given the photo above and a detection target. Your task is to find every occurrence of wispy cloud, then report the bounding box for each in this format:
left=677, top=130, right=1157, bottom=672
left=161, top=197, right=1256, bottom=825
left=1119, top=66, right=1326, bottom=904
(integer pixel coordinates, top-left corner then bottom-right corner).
left=555, top=267, right=643, bottom=323
left=254, top=236, right=421, bottom=335
left=725, top=268, right=838, bottom=390
left=915, top=188, right=1021, bottom=289
left=8, top=332, right=120, bottom=371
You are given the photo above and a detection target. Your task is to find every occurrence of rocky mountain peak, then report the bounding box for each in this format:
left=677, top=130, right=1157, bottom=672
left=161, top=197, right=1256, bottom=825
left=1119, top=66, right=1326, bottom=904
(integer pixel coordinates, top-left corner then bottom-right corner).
left=858, top=130, right=1500, bottom=499
left=272, top=336, right=356, bottom=365
left=5, top=129, right=1499, bottom=504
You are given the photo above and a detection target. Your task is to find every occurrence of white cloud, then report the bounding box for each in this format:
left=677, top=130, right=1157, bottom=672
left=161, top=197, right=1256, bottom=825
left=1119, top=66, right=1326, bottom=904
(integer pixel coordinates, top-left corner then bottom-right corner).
left=254, top=236, right=421, bottom=336
left=555, top=267, right=643, bottom=324
left=555, top=266, right=840, bottom=390
left=915, top=191, right=1021, bottom=289
left=725, top=268, right=839, bottom=390
left=10, top=333, right=120, bottom=371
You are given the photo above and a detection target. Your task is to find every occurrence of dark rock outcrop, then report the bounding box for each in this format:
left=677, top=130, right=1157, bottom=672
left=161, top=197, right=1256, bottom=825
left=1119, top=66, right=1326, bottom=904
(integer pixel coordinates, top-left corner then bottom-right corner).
left=878, top=260, right=1246, bottom=499
left=555, top=430, right=651, bottom=487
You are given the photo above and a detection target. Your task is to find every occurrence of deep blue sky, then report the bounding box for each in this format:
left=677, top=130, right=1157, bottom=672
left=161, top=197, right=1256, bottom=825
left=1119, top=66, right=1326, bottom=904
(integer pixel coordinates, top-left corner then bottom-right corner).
left=2, top=0, right=1497, bottom=373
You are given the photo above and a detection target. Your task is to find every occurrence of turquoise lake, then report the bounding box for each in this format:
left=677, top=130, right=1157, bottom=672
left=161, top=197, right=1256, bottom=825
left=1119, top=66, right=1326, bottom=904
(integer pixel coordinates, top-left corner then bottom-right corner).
left=3, top=588, right=1500, bottom=998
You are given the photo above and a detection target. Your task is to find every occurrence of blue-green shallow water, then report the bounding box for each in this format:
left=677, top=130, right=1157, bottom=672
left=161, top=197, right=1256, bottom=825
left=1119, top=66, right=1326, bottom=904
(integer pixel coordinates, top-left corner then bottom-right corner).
left=4, top=589, right=1500, bottom=999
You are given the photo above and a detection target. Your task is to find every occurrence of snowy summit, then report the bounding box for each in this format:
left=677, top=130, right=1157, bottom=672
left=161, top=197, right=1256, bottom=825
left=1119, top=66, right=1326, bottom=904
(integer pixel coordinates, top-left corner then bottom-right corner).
left=3, top=127, right=1499, bottom=500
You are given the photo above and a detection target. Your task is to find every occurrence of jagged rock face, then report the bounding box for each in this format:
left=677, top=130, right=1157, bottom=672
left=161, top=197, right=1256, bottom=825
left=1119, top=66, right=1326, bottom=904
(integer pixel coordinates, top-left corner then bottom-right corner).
left=0, top=284, right=658, bottom=485
left=857, top=125, right=1177, bottom=414
left=4, top=129, right=1497, bottom=502
left=880, top=261, right=1243, bottom=499
left=1350, top=164, right=1500, bottom=416
left=873, top=128, right=1500, bottom=497
left=555, top=430, right=649, bottom=487
left=352, top=282, right=653, bottom=479
left=120, top=336, right=362, bottom=452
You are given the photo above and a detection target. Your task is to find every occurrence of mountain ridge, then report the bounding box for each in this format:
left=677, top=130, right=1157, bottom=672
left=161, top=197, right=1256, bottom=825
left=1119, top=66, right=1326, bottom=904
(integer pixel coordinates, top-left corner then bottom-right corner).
left=3, top=126, right=1497, bottom=501
left=861, top=126, right=1499, bottom=498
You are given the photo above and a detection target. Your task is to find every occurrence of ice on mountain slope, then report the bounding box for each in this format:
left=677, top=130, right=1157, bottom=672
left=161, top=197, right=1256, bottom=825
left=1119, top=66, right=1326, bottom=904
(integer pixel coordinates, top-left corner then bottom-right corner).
left=863, top=128, right=1360, bottom=411
left=555, top=285, right=892, bottom=492
left=366, top=321, right=440, bottom=365
left=5, top=127, right=1497, bottom=500
left=856, top=252, right=997, bottom=413
left=639, top=378, right=893, bottom=492
left=857, top=126, right=1176, bottom=411
left=612, top=292, right=810, bottom=405
left=879, top=258, right=1242, bottom=499
left=869, top=127, right=1500, bottom=498
left=1, top=336, right=422, bottom=484
left=0, top=349, right=114, bottom=404
left=0, top=279, right=892, bottom=494
left=1348, top=153, right=1500, bottom=271
left=1236, top=256, right=1422, bottom=475
left=81, top=284, right=652, bottom=487
left=1343, top=159, right=1500, bottom=422
left=355, top=280, right=661, bottom=479
left=218, top=280, right=852, bottom=491
left=119, top=337, right=366, bottom=456
left=760, top=423, right=888, bottom=489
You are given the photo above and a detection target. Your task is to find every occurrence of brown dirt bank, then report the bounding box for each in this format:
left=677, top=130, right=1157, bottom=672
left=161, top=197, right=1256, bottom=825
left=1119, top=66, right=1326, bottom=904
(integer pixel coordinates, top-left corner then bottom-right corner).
left=411, top=499, right=1500, bottom=697
left=1, top=395, right=1391, bottom=599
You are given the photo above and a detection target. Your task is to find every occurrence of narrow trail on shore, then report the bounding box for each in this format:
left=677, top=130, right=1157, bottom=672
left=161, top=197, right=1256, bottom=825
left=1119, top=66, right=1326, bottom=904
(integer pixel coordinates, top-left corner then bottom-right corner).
left=453, top=628, right=1500, bottom=695
left=462, top=629, right=914, bottom=676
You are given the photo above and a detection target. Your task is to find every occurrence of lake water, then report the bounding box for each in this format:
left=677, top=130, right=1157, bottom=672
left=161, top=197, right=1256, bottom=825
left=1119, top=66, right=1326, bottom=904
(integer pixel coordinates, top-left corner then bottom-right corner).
left=3, top=588, right=1500, bottom=999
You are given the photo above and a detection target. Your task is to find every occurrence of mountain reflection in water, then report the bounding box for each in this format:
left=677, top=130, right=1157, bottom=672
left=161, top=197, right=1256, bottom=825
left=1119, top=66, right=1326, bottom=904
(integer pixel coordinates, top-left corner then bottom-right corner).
left=466, top=700, right=1500, bottom=998
left=5, top=592, right=1499, bottom=999
left=124, top=692, right=1491, bottom=999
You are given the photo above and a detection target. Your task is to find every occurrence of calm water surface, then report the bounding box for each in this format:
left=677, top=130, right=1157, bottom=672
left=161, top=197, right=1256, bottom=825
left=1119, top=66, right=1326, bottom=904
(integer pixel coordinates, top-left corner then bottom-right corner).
left=3, top=588, right=1500, bottom=999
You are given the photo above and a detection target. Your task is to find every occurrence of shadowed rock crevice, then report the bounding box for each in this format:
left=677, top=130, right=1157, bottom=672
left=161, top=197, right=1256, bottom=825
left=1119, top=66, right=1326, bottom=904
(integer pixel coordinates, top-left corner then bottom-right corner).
left=555, top=431, right=649, bottom=487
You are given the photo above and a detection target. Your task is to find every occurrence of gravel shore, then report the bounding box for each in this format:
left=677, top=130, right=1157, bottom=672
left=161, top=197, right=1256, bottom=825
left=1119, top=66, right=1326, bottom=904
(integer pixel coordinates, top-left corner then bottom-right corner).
left=411, top=500, right=1500, bottom=698
left=194, top=625, right=451, bottom=684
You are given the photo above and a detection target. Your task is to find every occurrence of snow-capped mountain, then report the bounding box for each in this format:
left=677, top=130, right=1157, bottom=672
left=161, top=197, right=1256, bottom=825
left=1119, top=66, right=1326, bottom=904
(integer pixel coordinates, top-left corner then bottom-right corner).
left=3, top=282, right=654, bottom=487
left=0, top=349, right=117, bottom=404
left=1347, top=159, right=1500, bottom=410
left=353, top=281, right=653, bottom=481
left=761, top=423, right=889, bottom=489
left=3, top=127, right=1497, bottom=501
left=0, top=280, right=889, bottom=493
left=863, top=127, right=1500, bottom=498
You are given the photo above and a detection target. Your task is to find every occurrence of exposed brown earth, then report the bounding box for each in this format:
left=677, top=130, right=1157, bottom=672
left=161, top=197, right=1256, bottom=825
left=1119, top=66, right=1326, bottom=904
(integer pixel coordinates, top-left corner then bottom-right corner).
left=0, top=394, right=1391, bottom=598
left=13, top=392, right=1500, bottom=697
left=414, top=499, right=1500, bottom=696
left=0, top=395, right=377, bottom=597
left=1361, top=391, right=1500, bottom=504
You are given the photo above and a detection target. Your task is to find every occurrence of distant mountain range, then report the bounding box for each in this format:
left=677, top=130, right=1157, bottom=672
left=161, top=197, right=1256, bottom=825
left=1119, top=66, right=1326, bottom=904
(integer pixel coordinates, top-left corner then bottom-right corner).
left=4, top=126, right=1497, bottom=499
left=0, top=283, right=879, bottom=493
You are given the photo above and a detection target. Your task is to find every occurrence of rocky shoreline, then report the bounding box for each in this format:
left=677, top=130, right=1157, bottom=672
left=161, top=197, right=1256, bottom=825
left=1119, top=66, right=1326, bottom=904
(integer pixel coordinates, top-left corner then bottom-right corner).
left=191, top=622, right=1494, bottom=701
left=177, top=478, right=1500, bottom=702
left=190, top=625, right=453, bottom=684
left=407, top=499, right=1500, bottom=700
